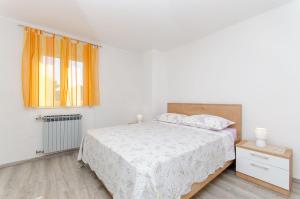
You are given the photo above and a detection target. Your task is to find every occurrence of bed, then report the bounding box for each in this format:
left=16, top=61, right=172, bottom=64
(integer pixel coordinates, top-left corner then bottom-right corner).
left=78, top=103, right=242, bottom=199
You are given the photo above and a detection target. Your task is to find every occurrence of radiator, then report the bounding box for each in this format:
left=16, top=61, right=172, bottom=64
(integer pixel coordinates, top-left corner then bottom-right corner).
left=40, top=114, right=82, bottom=154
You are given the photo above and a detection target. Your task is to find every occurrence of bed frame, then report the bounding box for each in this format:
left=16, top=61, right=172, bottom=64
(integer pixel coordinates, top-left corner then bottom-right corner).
left=167, top=103, right=242, bottom=199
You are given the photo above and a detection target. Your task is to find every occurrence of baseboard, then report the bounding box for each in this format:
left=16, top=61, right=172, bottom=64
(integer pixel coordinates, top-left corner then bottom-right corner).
left=294, top=178, right=300, bottom=184
left=0, top=148, right=79, bottom=169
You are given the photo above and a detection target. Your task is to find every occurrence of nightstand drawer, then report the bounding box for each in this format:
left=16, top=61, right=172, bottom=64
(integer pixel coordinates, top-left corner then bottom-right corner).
left=236, top=158, right=289, bottom=190
left=236, top=147, right=289, bottom=170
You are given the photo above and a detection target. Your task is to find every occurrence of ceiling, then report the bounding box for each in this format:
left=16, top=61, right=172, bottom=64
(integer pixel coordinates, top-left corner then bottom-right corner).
left=0, top=0, right=291, bottom=51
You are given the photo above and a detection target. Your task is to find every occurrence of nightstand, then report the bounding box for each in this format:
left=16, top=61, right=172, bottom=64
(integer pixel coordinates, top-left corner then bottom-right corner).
left=236, top=140, right=293, bottom=195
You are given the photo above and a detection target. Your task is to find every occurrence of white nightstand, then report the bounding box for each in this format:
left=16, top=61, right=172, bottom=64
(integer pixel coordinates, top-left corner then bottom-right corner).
left=236, top=140, right=293, bottom=195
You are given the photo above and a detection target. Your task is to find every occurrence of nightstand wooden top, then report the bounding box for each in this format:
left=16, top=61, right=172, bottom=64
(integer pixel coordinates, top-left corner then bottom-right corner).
left=236, top=140, right=292, bottom=159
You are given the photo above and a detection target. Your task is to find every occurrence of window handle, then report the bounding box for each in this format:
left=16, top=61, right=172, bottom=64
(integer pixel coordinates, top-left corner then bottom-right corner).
left=250, top=162, right=269, bottom=170
left=250, top=153, right=269, bottom=160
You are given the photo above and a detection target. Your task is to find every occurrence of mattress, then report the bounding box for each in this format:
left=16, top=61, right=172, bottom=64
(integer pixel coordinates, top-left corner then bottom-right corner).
left=78, top=121, right=235, bottom=199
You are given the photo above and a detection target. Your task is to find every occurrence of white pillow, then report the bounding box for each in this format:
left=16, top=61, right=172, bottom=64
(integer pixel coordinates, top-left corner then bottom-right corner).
left=182, top=114, right=234, bottom=130
left=156, top=113, right=187, bottom=124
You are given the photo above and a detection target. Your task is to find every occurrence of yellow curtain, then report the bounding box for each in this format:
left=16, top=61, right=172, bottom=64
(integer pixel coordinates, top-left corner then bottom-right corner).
left=22, top=27, right=100, bottom=108
left=60, top=37, right=70, bottom=106
left=83, top=44, right=100, bottom=106
left=22, top=28, right=41, bottom=107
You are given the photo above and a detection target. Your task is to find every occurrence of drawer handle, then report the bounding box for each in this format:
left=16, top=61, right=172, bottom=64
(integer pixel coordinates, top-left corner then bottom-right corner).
left=250, top=163, right=269, bottom=170
left=250, top=153, right=269, bottom=160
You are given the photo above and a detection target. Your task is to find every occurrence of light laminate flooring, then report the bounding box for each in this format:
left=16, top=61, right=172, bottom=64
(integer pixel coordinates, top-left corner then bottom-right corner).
left=0, top=151, right=299, bottom=199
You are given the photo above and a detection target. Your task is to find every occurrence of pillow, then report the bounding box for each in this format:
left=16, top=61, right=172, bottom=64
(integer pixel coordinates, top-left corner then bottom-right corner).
left=182, top=114, right=234, bottom=130
left=155, top=113, right=187, bottom=124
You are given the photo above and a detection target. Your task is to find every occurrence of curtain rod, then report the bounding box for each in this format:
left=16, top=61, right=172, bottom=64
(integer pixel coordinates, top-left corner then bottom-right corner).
left=18, top=24, right=102, bottom=48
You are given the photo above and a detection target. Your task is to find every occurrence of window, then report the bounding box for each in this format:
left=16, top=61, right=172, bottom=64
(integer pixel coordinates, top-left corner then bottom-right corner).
left=22, top=27, right=100, bottom=108
left=38, top=56, right=84, bottom=107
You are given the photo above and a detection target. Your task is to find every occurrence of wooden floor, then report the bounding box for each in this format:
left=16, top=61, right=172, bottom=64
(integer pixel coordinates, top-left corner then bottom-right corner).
left=0, top=151, right=299, bottom=199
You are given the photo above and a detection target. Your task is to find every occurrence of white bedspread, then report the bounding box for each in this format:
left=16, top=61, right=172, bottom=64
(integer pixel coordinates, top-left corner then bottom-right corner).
left=78, top=122, right=235, bottom=199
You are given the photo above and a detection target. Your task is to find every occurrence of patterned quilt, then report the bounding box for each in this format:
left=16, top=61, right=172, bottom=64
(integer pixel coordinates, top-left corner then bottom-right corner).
left=78, top=122, right=235, bottom=199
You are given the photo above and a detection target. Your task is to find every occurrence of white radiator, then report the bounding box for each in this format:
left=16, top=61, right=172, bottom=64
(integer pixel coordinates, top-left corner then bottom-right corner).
left=39, top=114, right=82, bottom=154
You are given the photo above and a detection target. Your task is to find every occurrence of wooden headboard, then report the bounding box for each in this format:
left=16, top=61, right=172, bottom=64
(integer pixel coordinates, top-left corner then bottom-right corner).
left=168, top=103, right=242, bottom=143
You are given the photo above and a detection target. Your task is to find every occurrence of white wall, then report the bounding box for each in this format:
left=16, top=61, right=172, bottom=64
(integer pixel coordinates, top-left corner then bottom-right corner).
left=164, top=1, right=300, bottom=178
left=95, top=46, right=145, bottom=126
left=142, top=50, right=168, bottom=120
left=151, top=51, right=168, bottom=117
left=141, top=51, right=154, bottom=121
left=0, top=17, right=144, bottom=166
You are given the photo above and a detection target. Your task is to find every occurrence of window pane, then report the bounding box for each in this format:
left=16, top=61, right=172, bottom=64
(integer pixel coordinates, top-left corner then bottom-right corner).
left=77, top=62, right=83, bottom=106
left=39, top=56, right=46, bottom=107
left=45, top=56, right=54, bottom=107
left=72, top=60, right=77, bottom=106
left=54, top=58, right=60, bottom=106
left=67, top=60, right=73, bottom=106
